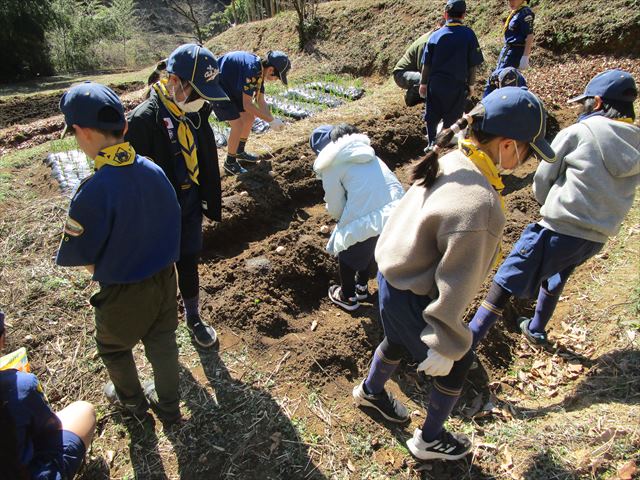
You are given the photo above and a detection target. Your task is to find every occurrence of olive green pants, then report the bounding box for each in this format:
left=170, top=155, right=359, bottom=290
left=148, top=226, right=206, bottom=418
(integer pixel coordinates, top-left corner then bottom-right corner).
left=91, top=265, right=179, bottom=416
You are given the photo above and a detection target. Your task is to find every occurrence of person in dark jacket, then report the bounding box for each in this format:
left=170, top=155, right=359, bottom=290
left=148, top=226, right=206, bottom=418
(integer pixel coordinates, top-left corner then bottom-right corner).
left=126, top=44, right=228, bottom=348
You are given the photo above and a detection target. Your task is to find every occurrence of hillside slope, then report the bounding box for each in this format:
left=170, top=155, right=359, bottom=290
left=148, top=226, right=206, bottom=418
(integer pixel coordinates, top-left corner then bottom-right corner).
left=208, top=0, right=640, bottom=79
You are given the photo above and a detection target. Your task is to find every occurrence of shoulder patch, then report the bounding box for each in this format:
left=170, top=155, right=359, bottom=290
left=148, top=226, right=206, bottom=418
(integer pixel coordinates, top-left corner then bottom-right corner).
left=64, top=217, right=84, bottom=237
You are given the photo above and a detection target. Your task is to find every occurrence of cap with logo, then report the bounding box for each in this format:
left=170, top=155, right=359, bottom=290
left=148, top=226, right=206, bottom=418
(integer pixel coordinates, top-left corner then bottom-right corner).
left=309, top=125, right=334, bottom=154
left=167, top=43, right=229, bottom=101
left=568, top=69, right=638, bottom=104
left=480, top=86, right=556, bottom=162
left=59, top=81, right=126, bottom=138
left=266, top=50, right=291, bottom=85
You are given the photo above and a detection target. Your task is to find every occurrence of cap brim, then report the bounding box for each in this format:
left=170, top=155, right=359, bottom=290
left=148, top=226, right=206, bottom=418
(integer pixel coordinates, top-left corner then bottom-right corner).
left=567, top=93, right=587, bottom=104
left=530, top=137, right=556, bottom=163
left=189, top=81, right=229, bottom=102
left=279, top=70, right=288, bottom=86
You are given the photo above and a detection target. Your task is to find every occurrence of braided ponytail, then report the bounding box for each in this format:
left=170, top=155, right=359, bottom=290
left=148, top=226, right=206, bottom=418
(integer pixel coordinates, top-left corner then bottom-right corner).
left=412, top=116, right=470, bottom=187
left=147, top=59, right=168, bottom=86
left=412, top=103, right=486, bottom=187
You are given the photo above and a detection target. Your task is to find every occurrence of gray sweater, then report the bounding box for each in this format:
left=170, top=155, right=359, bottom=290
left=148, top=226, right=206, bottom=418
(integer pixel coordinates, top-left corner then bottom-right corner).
left=534, top=115, right=640, bottom=243
left=376, top=150, right=505, bottom=360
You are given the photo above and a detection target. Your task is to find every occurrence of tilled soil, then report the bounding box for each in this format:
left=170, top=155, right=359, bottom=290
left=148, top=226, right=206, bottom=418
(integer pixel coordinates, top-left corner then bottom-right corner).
left=1, top=80, right=599, bottom=479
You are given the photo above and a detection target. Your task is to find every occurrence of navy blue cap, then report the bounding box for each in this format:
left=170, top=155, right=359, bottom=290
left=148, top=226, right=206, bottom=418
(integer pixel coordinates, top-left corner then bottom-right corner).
left=481, top=87, right=555, bottom=162
left=497, top=67, right=527, bottom=89
left=446, top=0, right=466, bottom=13
left=167, top=44, right=229, bottom=101
left=59, top=82, right=125, bottom=138
left=568, top=69, right=637, bottom=104
left=266, top=50, right=291, bottom=85
left=309, top=125, right=334, bottom=154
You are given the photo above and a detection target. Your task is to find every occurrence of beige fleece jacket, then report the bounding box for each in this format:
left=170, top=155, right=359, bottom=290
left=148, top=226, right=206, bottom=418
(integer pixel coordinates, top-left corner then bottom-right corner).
left=375, top=150, right=505, bottom=360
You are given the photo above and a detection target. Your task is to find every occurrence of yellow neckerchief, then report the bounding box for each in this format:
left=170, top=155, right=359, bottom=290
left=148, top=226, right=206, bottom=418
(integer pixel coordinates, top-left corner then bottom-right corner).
left=153, top=80, right=200, bottom=185
left=459, top=138, right=506, bottom=266
left=446, top=20, right=464, bottom=27
left=503, top=4, right=525, bottom=34
left=617, top=117, right=634, bottom=124
left=94, top=142, right=135, bottom=171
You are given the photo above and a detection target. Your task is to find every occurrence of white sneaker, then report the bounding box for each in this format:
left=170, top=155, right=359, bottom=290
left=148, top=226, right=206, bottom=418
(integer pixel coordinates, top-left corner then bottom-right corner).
left=406, top=428, right=472, bottom=461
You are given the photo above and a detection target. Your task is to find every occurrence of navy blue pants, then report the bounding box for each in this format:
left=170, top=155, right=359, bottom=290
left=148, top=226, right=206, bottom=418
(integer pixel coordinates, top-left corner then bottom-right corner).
left=377, top=273, right=475, bottom=392
left=425, top=77, right=466, bottom=143
left=493, top=223, right=604, bottom=299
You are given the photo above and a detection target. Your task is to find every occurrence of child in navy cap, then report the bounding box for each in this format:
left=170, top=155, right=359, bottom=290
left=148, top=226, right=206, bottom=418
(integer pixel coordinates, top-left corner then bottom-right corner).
left=469, top=69, right=639, bottom=347
left=419, top=0, right=484, bottom=146
left=309, top=123, right=404, bottom=311
left=483, top=66, right=527, bottom=98
left=127, top=43, right=225, bottom=349
left=212, top=49, right=291, bottom=175
left=0, top=310, right=96, bottom=479
left=352, top=87, right=553, bottom=461
left=57, top=81, right=183, bottom=423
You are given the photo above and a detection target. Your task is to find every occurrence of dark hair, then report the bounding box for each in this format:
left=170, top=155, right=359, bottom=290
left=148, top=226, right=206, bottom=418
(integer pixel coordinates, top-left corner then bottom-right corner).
left=445, top=5, right=466, bottom=16
left=412, top=103, right=501, bottom=187
left=581, top=97, right=636, bottom=121
left=147, top=59, right=167, bottom=86
left=93, top=106, right=125, bottom=139
left=330, top=123, right=360, bottom=142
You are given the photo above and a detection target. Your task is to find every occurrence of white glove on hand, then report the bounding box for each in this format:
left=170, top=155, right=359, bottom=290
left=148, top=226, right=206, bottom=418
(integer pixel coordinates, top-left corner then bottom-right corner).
left=419, top=84, right=427, bottom=99
left=518, top=55, right=530, bottom=70
left=269, top=117, right=285, bottom=131
left=417, top=349, right=454, bottom=377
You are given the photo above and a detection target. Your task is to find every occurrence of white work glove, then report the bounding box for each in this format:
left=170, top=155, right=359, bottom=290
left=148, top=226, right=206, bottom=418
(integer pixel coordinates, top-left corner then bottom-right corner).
left=419, top=84, right=427, bottom=99
left=269, top=117, right=285, bottom=131
left=417, top=349, right=454, bottom=377
left=518, top=55, right=530, bottom=70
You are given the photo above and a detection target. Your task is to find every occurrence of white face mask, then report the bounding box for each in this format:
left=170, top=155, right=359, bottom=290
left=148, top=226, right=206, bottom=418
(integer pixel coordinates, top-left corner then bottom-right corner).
left=178, top=97, right=206, bottom=113
left=498, top=140, right=521, bottom=173
left=172, top=81, right=206, bottom=113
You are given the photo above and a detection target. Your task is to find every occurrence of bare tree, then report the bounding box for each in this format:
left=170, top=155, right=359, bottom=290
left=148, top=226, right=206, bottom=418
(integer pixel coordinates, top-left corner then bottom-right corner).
left=163, top=0, right=210, bottom=44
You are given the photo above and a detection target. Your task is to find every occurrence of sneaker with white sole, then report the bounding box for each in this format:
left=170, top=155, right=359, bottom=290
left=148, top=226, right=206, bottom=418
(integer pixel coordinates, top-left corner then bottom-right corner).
left=224, top=159, right=247, bottom=175
left=187, top=315, right=218, bottom=348
left=103, top=382, right=149, bottom=420
left=355, top=284, right=370, bottom=301
left=352, top=380, right=409, bottom=423
left=328, top=285, right=359, bottom=311
left=406, top=428, right=472, bottom=461
left=236, top=151, right=259, bottom=163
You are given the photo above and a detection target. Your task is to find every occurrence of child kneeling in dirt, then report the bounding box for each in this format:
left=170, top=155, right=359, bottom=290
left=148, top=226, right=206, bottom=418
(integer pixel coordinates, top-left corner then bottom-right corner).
left=469, top=69, right=640, bottom=348
left=309, top=123, right=404, bottom=311
left=0, top=311, right=96, bottom=479
left=55, top=82, right=183, bottom=423
left=352, top=87, right=554, bottom=461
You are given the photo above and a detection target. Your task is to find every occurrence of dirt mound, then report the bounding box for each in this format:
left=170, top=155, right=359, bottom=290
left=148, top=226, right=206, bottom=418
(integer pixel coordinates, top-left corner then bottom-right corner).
left=0, top=81, right=143, bottom=130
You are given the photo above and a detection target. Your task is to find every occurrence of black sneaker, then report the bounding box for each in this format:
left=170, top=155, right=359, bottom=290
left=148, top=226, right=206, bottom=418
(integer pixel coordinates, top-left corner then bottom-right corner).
left=142, top=380, right=182, bottom=425
left=518, top=317, right=548, bottom=346
left=224, top=159, right=247, bottom=175
left=236, top=151, right=259, bottom=163
left=406, top=428, right=472, bottom=461
left=328, top=285, right=359, bottom=311
left=187, top=315, right=218, bottom=348
left=355, top=283, right=370, bottom=301
left=103, top=382, right=149, bottom=420
left=352, top=380, right=409, bottom=423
